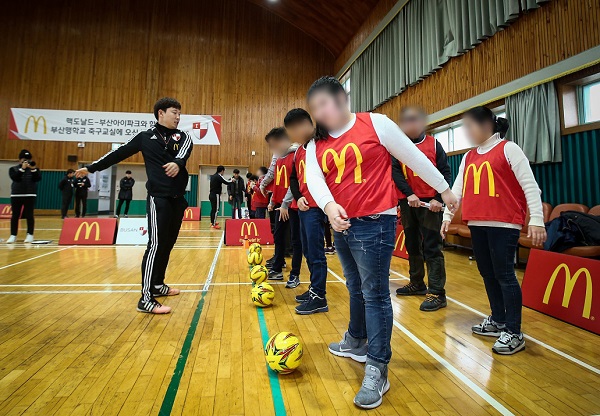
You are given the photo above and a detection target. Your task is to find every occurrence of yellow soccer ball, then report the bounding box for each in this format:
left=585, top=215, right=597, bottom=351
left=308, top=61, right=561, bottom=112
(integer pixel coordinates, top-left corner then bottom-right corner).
left=249, top=243, right=262, bottom=254
left=250, top=265, right=268, bottom=285
left=251, top=282, right=275, bottom=307
left=247, top=251, right=263, bottom=266
left=264, top=332, right=303, bottom=374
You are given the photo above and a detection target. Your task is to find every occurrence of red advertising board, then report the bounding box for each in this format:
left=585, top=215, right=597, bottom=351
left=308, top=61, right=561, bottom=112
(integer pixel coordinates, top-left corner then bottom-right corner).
left=393, top=221, right=409, bottom=260
left=59, top=218, right=118, bottom=245
left=225, top=219, right=273, bottom=246
left=0, top=204, right=21, bottom=219
left=522, top=249, right=600, bottom=335
left=182, top=207, right=201, bottom=221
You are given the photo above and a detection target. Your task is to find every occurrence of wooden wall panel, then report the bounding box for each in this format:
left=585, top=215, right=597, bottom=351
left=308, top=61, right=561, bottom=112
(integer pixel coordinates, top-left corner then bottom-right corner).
left=0, top=0, right=332, bottom=173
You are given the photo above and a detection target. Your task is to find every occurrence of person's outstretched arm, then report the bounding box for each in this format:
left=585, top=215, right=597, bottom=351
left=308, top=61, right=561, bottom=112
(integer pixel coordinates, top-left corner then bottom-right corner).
left=84, top=133, right=143, bottom=174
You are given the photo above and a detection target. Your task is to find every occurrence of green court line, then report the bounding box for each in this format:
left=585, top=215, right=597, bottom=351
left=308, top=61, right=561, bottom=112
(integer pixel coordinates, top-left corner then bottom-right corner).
left=256, top=307, right=287, bottom=416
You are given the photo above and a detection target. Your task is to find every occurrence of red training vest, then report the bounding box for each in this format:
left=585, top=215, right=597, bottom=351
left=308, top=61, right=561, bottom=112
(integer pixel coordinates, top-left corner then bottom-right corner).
left=294, top=145, right=318, bottom=208
left=271, top=152, right=296, bottom=208
left=402, top=135, right=438, bottom=198
left=252, top=176, right=269, bottom=208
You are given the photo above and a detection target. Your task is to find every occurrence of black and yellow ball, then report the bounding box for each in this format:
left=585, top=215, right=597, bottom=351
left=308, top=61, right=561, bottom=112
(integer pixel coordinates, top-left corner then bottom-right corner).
left=249, top=243, right=262, bottom=254
left=250, top=265, right=268, bottom=284
left=247, top=251, right=263, bottom=266
left=264, top=332, right=303, bottom=374
left=251, top=282, right=275, bottom=307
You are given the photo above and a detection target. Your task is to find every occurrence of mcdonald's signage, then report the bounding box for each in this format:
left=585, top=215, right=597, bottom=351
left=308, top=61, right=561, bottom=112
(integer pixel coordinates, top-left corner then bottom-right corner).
left=322, top=143, right=363, bottom=184
left=393, top=221, right=409, bottom=260
left=24, top=115, right=47, bottom=134
left=522, top=249, right=599, bottom=335
left=224, top=219, right=273, bottom=246
left=59, top=218, right=117, bottom=245
left=463, top=161, right=497, bottom=197
left=276, top=164, right=288, bottom=188
left=182, top=207, right=201, bottom=222
left=0, top=204, right=20, bottom=219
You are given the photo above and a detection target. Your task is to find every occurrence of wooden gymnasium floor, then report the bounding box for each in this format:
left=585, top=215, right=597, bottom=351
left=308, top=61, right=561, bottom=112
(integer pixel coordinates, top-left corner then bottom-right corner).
left=0, top=217, right=599, bottom=416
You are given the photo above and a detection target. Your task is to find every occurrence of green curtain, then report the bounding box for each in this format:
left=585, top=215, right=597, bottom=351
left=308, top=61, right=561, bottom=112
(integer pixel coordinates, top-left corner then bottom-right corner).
left=351, top=0, right=551, bottom=112
left=506, top=81, right=562, bottom=163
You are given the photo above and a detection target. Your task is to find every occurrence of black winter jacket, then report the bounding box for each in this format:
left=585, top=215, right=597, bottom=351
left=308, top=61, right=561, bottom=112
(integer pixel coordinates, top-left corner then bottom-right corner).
left=9, top=165, right=41, bottom=196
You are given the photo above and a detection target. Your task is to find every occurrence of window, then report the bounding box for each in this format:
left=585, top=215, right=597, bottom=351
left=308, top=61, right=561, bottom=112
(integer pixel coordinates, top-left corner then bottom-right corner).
left=340, top=71, right=351, bottom=110
left=582, top=80, right=600, bottom=123
left=433, top=129, right=450, bottom=152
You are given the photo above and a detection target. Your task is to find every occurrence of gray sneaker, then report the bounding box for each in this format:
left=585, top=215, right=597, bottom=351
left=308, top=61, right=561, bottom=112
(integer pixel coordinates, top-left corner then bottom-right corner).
left=492, top=331, right=525, bottom=355
left=353, top=361, right=390, bottom=409
left=328, top=331, right=368, bottom=363
left=472, top=316, right=506, bottom=337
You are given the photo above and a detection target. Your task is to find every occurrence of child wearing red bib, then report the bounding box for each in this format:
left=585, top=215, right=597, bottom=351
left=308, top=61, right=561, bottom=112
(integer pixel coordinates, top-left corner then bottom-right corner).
left=305, top=77, right=458, bottom=410
left=442, top=106, right=547, bottom=355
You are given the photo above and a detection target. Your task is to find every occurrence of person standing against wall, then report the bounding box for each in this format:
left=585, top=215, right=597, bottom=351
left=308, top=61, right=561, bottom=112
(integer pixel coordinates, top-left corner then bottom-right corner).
left=209, top=165, right=231, bottom=229
left=116, top=170, right=135, bottom=217
left=59, top=169, right=75, bottom=219
left=7, top=149, right=41, bottom=243
left=228, top=168, right=245, bottom=219
left=74, top=173, right=92, bottom=218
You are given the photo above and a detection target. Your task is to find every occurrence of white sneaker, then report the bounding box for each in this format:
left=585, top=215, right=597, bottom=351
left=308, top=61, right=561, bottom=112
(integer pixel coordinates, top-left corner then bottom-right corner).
left=7, top=235, right=17, bottom=243
left=24, top=234, right=34, bottom=243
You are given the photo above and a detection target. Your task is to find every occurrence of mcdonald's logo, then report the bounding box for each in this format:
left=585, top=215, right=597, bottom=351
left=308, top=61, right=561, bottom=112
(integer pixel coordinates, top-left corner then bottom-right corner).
left=543, top=263, right=593, bottom=319
left=74, top=221, right=101, bottom=241
left=463, top=161, right=496, bottom=197
left=1, top=205, right=11, bottom=215
left=241, top=222, right=258, bottom=237
left=298, top=160, right=307, bottom=184
left=184, top=208, right=194, bottom=219
left=174, top=143, right=179, bottom=151
left=395, top=230, right=406, bottom=251
left=276, top=164, right=288, bottom=188
left=24, top=116, right=47, bottom=134
left=402, top=164, right=418, bottom=179
left=322, top=143, right=363, bottom=184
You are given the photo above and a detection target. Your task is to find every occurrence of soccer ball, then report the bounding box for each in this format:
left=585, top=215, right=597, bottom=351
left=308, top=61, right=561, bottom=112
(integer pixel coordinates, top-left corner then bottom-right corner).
left=248, top=251, right=263, bottom=266
left=249, top=243, right=262, bottom=254
left=264, top=332, right=303, bottom=374
left=251, top=282, right=275, bottom=307
left=250, top=265, right=268, bottom=284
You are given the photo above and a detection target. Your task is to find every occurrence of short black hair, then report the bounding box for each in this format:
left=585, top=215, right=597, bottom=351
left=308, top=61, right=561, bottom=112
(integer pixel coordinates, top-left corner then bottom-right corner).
left=284, top=108, right=313, bottom=127
left=251, top=175, right=259, bottom=181
left=217, top=165, right=225, bottom=173
left=264, top=127, right=288, bottom=142
left=463, top=106, right=510, bottom=139
left=67, top=169, right=75, bottom=174
left=125, top=170, right=132, bottom=174
left=258, top=166, right=268, bottom=175
left=400, top=105, right=427, bottom=119
left=307, top=76, right=346, bottom=100
left=233, top=168, right=240, bottom=174
left=153, top=97, right=181, bottom=120
left=246, top=172, right=253, bottom=179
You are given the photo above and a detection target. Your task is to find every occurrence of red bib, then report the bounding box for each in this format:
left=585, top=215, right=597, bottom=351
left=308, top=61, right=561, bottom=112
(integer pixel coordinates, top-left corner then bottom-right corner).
left=402, top=135, right=438, bottom=198
left=295, top=145, right=318, bottom=208
left=271, top=152, right=297, bottom=209
left=461, top=141, right=527, bottom=225
left=315, top=113, right=397, bottom=218
left=252, top=176, right=269, bottom=208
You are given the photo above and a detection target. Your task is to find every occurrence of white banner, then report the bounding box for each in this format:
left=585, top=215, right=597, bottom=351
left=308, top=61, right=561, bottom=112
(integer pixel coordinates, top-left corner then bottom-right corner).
left=115, top=217, right=150, bottom=245
left=9, top=108, right=221, bottom=145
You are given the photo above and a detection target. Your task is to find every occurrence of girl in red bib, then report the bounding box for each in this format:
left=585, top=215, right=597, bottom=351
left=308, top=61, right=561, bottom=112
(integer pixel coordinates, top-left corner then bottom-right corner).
left=305, top=77, right=458, bottom=410
left=441, top=106, right=547, bottom=356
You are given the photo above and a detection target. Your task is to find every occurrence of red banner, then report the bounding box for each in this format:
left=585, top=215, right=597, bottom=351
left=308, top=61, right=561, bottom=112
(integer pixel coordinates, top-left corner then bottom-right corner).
left=0, top=204, right=23, bottom=219
left=225, top=219, right=273, bottom=246
left=182, top=207, right=201, bottom=221
left=522, top=249, right=600, bottom=335
left=393, top=221, right=409, bottom=259
left=59, top=218, right=118, bottom=245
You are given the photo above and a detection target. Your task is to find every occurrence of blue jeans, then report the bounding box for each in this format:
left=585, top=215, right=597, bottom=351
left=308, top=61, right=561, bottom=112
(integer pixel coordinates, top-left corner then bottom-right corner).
left=299, top=208, right=328, bottom=297
left=255, top=207, right=266, bottom=219
left=334, top=214, right=396, bottom=364
left=469, top=226, right=522, bottom=334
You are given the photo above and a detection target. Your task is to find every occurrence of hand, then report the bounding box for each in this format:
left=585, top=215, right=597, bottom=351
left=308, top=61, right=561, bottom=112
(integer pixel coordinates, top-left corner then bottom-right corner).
left=441, top=188, right=459, bottom=213
left=407, top=194, right=421, bottom=208
left=163, top=162, right=180, bottom=177
left=229, top=195, right=233, bottom=201
left=276, top=207, right=289, bottom=221
left=21, top=161, right=29, bottom=169
left=297, top=197, right=309, bottom=211
left=75, top=167, right=89, bottom=178
left=528, top=225, right=547, bottom=247
left=324, top=202, right=350, bottom=232
left=268, top=203, right=274, bottom=212
left=429, top=200, right=443, bottom=212
left=440, top=221, right=451, bottom=239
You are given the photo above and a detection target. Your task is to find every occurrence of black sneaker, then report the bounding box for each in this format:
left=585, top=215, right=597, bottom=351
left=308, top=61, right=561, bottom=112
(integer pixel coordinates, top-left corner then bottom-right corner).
left=493, top=331, right=526, bottom=355
left=151, top=284, right=180, bottom=297
left=472, top=316, right=506, bottom=337
left=295, top=291, right=328, bottom=315
left=136, top=298, right=171, bottom=314
left=266, top=256, right=276, bottom=267
left=396, top=282, right=428, bottom=296
left=285, top=274, right=300, bottom=288
left=419, top=293, right=447, bottom=311
left=324, top=246, right=336, bottom=255
left=295, top=290, right=310, bottom=303
left=268, top=270, right=284, bottom=280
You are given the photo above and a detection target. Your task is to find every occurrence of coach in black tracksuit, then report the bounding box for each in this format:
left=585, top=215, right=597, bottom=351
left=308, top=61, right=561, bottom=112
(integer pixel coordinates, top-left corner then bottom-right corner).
left=76, top=98, right=192, bottom=315
left=58, top=169, right=75, bottom=219
left=208, top=166, right=231, bottom=228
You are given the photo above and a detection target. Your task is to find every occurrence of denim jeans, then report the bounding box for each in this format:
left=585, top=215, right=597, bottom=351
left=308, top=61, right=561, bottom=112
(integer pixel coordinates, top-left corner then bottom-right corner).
left=230, top=196, right=243, bottom=219
left=334, top=214, right=396, bottom=364
left=255, top=207, right=266, bottom=219
left=469, top=226, right=522, bottom=334
left=273, top=208, right=302, bottom=276
left=299, top=208, right=328, bottom=297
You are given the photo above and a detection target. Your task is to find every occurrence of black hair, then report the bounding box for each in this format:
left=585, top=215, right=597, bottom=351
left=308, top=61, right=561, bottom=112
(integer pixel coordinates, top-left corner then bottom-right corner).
left=125, top=170, right=132, bottom=174
left=307, top=76, right=347, bottom=140
left=258, top=166, right=268, bottom=175
left=153, top=97, right=181, bottom=120
left=400, top=105, right=427, bottom=119
left=233, top=168, right=240, bottom=174
left=246, top=172, right=253, bottom=179
left=264, top=127, right=288, bottom=142
left=284, top=108, right=313, bottom=127
left=217, top=165, right=225, bottom=173
left=463, top=106, right=510, bottom=139
left=252, top=175, right=259, bottom=181
left=67, top=169, right=75, bottom=174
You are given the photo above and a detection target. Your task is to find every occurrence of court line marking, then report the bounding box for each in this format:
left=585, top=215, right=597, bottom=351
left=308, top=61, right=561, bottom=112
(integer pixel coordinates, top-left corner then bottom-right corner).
left=159, top=233, right=223, bottom=416
left=0, top=246, right=73, bottom=270
left=0, top=290, right=208, bottom=295
left=389, top=268, right=600, bottom=376
left=327, top=268, right=513, bottom=416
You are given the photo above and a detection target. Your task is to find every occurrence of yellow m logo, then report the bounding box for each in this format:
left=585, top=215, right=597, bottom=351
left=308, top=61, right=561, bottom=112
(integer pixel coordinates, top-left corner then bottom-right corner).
left=24, top=116, right=47, bottom=134
left=322, top=143, right=363, bottom=184
left=74, top=222, right=101, bottom=241
left=298, top=160, right=307, bottom=184
left=241, top=222, right=258, bottom=237
left=463, top=162, right=495, bottom=197
left=1, top=206, right=11, bottom=214
left=395, top=230, right=406, bottom=251
left=276, top=165, right=288, bottom=188
left=543, top=263, right=593, bottom=319
left=174, top=143, right=179, bottom=151
left=184, top=208, right=194, bottom=219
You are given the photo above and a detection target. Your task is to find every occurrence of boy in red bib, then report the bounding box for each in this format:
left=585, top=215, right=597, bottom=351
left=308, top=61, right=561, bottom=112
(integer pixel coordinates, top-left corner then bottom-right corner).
left=251, top=167, right=269, bottom=219
left=442, top=106, right=547, bottom=355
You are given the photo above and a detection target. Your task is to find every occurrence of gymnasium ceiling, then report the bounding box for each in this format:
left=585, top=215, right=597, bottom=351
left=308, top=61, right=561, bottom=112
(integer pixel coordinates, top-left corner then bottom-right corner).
left=245, top=0, right=381, bottom=56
